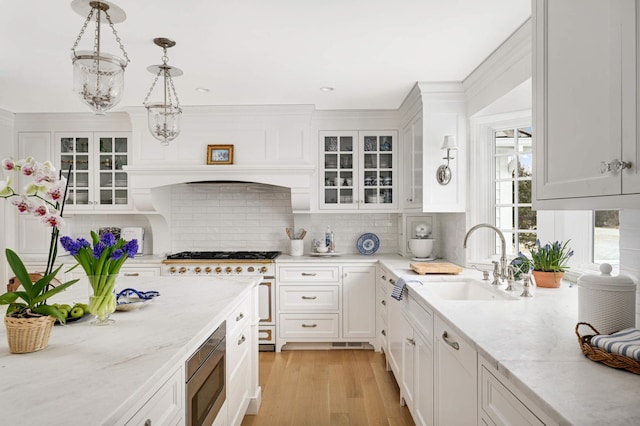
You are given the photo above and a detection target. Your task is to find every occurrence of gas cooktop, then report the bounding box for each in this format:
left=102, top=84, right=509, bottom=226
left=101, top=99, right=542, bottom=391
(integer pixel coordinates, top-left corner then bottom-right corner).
left=166, top=251, right=282, bottom=261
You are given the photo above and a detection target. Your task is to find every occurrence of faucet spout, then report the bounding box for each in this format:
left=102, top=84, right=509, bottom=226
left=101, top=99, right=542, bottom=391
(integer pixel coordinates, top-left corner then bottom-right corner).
left=463, top=223, right=508, bottom=283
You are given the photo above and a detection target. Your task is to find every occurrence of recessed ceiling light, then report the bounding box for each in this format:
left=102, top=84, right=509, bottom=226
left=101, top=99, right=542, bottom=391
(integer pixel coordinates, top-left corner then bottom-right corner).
left=320, top=86, right=335, bottom=92
left=195, top=87, right=210, bottom=93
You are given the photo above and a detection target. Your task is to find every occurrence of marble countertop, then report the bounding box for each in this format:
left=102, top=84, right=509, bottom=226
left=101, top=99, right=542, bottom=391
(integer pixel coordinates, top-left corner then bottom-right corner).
left=0, top=275, right=259, bottom=425
left=376, top=255, right=640, bottom=426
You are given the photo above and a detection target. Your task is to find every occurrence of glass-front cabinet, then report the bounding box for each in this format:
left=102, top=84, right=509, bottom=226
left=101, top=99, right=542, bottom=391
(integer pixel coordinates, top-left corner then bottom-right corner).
left=319, top=130, right=398, bottom=210
left=56, top=132, right=131, bottom=211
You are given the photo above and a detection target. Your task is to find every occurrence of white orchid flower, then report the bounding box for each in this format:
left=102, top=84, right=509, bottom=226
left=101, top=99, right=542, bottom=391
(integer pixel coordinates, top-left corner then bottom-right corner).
left=31, top=199, right=50, bottom=217
left=11, top=195, right=34, bottom=213
left=41, top=213, right=64, bottom=228
left=0, top=175, right=13, bottom=196
left=24, top=181, right=46, bottom=196
left=46, top=180, right=66, bottom=202
left=1, top=157, right=16, bottom=171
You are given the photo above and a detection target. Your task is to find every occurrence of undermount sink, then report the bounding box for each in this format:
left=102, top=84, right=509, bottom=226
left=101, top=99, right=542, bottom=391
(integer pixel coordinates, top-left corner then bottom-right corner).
left=418, top=280, right=518, bottom=301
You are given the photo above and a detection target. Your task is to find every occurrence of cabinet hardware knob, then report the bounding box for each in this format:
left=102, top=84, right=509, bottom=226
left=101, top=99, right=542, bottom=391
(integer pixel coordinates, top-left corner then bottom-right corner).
left=389, top=279, right=396, bottom=285
left=238, top=335, right=246, bottom=345
left=302, top=324, right=318, bottom=328
left=301, top=272, right=317, bottom=277
left=381, top=329, right=386, bottom=336
left=406, top=337, right=416, bottom=346
left=236, top=312, right=244, bottom=322
left=601, top=159, right=633, bottom=174
left=301, top=296, right=317, bottom=300
left=124, top=272, right=139, bottom=277
left=381, top=275, right=387, bottom=280
left=144, top=420, right=152, bottom=426
left=442, top=331, right=460, bottom=350
left=381, top=300, right=386, bottom=306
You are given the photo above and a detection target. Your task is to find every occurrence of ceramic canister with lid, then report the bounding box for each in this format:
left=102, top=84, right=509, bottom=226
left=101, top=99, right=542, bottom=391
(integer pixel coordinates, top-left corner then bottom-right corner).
left=578, top=263, right=636, bottom=335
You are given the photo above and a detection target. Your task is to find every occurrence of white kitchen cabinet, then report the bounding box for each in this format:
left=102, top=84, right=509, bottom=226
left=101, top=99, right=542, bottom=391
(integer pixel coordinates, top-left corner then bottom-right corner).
left=434, top=314, right=477, bottom=425
left=532, top=0, right=640, bottom=209
left=276, top=262, right=376, bottom=351
left=124, top=367, right=184, bottom=426
left=55, top=132, right=132, bottom=211
left=402, top=112, right=424, bottom=210
left=376, top=266, right=390, bottom=355
left=479, top=356, right=558, bottom=426
left=319, top=130, right=398, bottom=210
left=342, top=265, right=376, bottom=339
left=401, top=291, right=434, bottom=426
left=386, top=272, right=404, bottom=381
left=120, top=266, right=161, bottom=277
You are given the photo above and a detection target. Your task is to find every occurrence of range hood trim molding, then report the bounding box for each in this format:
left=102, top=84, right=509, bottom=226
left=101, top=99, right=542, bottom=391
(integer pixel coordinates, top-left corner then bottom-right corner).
left=124, top=164, right=315, bottom=213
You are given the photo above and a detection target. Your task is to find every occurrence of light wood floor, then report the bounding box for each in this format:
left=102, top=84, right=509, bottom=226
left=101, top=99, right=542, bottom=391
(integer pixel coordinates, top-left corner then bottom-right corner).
left=241, top=349, right=415, bottom=426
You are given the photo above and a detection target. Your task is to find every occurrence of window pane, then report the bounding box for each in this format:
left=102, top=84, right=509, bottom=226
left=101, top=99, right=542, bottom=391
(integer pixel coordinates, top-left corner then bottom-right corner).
left=594, top=210, right=619, bottom=263
left=519, top=232, right=537, bottom=255
left=517, top=180, right=532, bottom=203
left=495, top=181, right=514, bottom=205
left=518, top=207, right=536, bottom=231
left=495, top=206, right=515, bottom=230
left=495, top=155, right=516, bottom=179
left=517, top=153, right=533, bottom=177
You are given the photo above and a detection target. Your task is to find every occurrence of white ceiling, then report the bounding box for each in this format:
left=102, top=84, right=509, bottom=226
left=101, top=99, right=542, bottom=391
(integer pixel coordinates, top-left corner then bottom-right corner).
left=0, top=0, right=530, bottom=114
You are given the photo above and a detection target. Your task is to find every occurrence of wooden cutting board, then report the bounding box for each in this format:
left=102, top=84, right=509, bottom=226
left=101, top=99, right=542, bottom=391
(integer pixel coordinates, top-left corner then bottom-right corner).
left=410, top=262, right=463, bottom=275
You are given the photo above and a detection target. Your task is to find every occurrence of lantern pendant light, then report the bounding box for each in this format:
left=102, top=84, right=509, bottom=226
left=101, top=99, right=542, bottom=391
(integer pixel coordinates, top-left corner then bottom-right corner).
left=70, top=0, right=130, bottom=115
left=143, top=38, right=183, bottom=145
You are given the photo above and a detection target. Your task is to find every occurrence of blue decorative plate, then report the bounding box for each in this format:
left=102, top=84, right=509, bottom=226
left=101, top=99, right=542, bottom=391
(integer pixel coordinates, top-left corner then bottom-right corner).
left=357, top=233, right=380, bottom=255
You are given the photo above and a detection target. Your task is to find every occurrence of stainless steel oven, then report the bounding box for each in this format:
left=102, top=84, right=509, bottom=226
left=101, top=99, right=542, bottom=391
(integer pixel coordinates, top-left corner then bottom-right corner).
left=186, top=321, right=226, bottom=426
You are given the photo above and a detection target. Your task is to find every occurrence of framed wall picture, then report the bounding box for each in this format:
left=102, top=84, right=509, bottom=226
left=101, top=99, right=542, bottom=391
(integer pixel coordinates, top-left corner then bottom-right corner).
left=207, top=144, right=234, bottom=165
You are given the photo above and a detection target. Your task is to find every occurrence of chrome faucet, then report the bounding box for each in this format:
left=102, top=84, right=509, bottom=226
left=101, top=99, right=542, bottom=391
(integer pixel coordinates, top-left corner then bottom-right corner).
left=463, top=223, right=511, bottom=286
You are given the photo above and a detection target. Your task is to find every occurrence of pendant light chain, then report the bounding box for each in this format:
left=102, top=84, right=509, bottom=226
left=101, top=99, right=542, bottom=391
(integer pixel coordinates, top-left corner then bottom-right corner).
left=71, top=8, right=95, bottom=55
left=105, top=11, right=130, bottom=64
left=142, top=70, right=162, bottom=105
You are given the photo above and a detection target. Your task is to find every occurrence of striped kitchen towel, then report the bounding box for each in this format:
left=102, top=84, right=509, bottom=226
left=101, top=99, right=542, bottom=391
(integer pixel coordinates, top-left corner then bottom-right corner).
left=391, top=276, right=422, bottom=301
left=591, top=328, right=640, bottom=361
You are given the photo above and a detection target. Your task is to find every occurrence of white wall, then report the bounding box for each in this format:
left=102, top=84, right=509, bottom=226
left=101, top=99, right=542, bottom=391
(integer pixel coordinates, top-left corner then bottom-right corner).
left=0, top=109, right=15, bottom=284
left=619, top=210, right=640, bottom=326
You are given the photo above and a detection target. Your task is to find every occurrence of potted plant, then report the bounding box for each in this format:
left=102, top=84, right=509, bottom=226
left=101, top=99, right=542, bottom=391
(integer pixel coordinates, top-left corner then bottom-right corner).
left=514, top=240, right=574, bottom=288
left=0, top=156, right=78, bottom=353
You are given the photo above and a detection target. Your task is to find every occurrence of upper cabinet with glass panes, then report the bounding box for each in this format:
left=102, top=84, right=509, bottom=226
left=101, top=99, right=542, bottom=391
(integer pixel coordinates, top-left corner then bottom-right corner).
left=56, top=132, right=131, bottom=211
left=319, top=130, right=398, bottom=210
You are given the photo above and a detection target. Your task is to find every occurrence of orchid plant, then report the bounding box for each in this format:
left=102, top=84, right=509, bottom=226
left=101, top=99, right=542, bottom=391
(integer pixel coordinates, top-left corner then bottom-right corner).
left=0, top=156, right=78, bottom=322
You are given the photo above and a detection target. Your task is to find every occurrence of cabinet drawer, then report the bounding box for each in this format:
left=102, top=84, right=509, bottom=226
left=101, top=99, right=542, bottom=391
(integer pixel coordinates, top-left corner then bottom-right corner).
left=120, top=267, right=161, bottom=277
left=125, top=368, right=183, bottom=426
left=434, top=316, right=475, bottom=376
left=228, top=338, right=251, bottom=426
left=279, top=313, right=339, bottom=338
left=279, top=285, right=339, bottom=311
left=480, top=365, right=544, bottom=426
left=406, top=293, right=433, bottom=343
left=228, top=295, right=251, bottom=338
left=278, top=266, right=340, bottom=283
left=227, top=325, right=251, bottom=379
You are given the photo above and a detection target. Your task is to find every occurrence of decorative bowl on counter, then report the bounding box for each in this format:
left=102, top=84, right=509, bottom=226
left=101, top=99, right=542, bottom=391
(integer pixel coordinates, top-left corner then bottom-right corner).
left=116, top=288, right=160, bottom=312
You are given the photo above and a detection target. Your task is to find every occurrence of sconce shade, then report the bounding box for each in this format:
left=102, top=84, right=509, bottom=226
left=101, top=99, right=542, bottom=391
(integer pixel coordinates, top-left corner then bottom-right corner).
left=441, top=135, right=458, bottom=150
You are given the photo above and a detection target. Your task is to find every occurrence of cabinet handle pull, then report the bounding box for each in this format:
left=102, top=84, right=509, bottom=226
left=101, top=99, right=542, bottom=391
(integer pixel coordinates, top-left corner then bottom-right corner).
left=301, top=272, right=317, bottom=277
left=124, top=272, right=139, bottom=277
left=389, top=279, right=396, bottom=285
left=236, top=312, right=244, bottom=322
left=406, top=337, right=416, bottom=346
left=144, top=420, right=152, bottom=426
left=601, top=159, right=633, bottom=174
left=381, top=300, right=386, bottom=306
left=301, top=296, right=317, bottom=300
left=238, top=335, right=246, bottom=345
left=381, top=275, right=387, bottom=281
left=381, top=329, right=386, bottom=336
left=442, top=331, right=460, bottom=350
left=302, top=324, right=318, bottom=328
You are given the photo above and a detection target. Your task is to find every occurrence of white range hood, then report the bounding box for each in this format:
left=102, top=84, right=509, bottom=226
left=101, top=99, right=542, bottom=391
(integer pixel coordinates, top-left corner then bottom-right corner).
left=124, top=164, right=315, bottom=213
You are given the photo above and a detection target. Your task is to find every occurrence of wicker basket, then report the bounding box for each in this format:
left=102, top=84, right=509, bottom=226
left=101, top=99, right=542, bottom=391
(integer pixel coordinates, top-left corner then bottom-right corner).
left=575, top=322, right=640, bottom=375
left=4, top=315, right=55, bottom=354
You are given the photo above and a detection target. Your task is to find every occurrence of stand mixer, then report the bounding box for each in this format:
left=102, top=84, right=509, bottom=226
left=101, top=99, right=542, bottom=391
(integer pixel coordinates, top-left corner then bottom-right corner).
left=408, top=223, right=435, bottom=261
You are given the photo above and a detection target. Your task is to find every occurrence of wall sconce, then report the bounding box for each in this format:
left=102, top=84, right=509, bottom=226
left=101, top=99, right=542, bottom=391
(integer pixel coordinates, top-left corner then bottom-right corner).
left=436, top=135, right=457, bottom=185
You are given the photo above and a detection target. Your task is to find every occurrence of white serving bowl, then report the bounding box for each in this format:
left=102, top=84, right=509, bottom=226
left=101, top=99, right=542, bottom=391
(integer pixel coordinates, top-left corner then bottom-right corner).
left=409, top=238, right=434, bottom=258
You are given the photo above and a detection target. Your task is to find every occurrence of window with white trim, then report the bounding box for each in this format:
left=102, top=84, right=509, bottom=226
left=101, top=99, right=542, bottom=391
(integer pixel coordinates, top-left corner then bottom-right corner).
left=594, top=210, right=619, bottom=264
left=493, top=126, right=536, bottom=257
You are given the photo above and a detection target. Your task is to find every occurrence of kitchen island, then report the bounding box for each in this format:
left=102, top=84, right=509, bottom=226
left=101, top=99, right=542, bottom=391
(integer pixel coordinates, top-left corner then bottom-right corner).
left=0, top=275, right=260, bottom=425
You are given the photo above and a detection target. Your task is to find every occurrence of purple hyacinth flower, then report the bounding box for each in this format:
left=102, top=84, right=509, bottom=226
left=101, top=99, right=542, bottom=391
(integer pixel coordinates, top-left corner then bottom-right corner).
left=123, top=239, right=139, bottom=258
left=93, top=241, right=107, bottom=259
left=100, top=232, right=116, bottom=247
left=78, top=238, right=91, bottom=248
left=111, top=249, right=125, bottom=260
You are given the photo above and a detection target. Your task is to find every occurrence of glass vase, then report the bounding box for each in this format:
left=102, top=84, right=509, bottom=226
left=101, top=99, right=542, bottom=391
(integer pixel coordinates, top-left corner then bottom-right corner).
left=87, top=274, right=118, bottom=325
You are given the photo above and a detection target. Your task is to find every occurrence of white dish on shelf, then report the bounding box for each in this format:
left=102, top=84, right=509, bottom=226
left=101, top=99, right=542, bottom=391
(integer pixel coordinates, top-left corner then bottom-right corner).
left=411, top=256, right=436, bottom=262
left=310, top=252, right=341, bottom=257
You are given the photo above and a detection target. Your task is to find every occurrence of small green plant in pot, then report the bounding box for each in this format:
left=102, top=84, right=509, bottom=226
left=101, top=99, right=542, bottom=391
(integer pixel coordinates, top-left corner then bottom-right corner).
left=513, top=240, right=573, bottom=288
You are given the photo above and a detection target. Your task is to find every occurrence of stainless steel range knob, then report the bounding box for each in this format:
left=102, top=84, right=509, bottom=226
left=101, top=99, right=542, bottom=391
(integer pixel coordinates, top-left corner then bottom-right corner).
left=205, top=267, right=212, bottom=274
left=179, top=267, right=187, bottom=274
left=215, top=267, right=222, bottom=274
left=194, top=267, right=202, bottom=274
left=225, top=266, right=232, bottom=274
left=169, top=266, right=176, bottom=274
left=235, top=266, right=243, bottom=274
left=259, top=266, right=268, bottom=274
